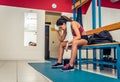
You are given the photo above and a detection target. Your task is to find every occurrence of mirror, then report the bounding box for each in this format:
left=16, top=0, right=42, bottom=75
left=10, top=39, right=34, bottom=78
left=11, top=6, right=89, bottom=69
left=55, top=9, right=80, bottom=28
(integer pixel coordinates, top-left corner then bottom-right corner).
left=24, top=12, right=37, bottom=46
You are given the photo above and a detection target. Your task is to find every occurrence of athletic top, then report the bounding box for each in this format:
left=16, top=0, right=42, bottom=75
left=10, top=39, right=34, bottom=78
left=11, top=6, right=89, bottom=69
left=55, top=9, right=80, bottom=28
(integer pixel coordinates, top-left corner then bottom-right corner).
left=72, top=26, right=84, bottom=36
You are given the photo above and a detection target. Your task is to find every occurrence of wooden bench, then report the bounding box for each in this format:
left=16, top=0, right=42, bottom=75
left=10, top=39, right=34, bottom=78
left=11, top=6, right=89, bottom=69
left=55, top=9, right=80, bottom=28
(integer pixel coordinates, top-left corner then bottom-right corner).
left=78, top=22, right=120, bottom=79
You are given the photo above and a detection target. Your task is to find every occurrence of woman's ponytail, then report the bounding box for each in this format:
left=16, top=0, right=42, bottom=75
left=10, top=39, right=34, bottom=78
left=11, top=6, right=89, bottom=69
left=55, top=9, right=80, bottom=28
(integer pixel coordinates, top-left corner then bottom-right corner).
left=61, top=16, right=73, bottom=22
left=56, top=16, right=72, bottom=26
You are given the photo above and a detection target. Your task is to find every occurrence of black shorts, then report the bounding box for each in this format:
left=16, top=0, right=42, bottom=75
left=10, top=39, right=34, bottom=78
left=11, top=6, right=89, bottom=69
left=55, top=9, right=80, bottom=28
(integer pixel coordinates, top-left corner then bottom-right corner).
left=81, top=35, right=88, bottom=41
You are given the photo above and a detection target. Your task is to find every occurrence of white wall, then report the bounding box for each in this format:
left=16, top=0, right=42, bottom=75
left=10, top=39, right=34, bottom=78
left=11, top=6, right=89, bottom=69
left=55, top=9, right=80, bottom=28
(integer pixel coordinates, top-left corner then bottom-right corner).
left=83, top=4, right=92, bottom=31
left=83, top=3, right=120, bottom=31
left=101, top=7, right=120, bottom=26
left=0, top=6, right=45, bottom=60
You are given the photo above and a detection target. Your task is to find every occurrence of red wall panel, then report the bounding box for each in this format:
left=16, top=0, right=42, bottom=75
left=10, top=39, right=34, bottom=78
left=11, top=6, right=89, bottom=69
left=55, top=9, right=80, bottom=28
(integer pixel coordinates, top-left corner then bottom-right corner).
left=0, top=0, right=92, bottom=14
left=0, top=0, right=119, bottom=14
left=101, top=0, right=120, bottom=9
left=0, top=0, right=73, bottom=13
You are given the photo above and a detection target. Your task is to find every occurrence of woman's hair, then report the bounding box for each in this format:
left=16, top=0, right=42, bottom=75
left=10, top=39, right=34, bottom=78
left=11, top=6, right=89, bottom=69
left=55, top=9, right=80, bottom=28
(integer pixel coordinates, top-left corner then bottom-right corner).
left=56, top=16, right=72, bottom=26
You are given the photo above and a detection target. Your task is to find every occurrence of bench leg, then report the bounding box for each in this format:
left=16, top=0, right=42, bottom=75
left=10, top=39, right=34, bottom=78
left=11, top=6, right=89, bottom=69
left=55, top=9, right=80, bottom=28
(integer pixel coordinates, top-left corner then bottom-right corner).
left=93, top=49, right=97, bottom=70
left=113, top=47, right=116, bottom=69
left=79, top=49, right=82, bottom=70
left=100, top=49, right=104, bottom=70
left=86, top=49, right=88, bottom=69
left=114, top=47, right=116, bottom=59
left=116, top=46, right=120, bottom=79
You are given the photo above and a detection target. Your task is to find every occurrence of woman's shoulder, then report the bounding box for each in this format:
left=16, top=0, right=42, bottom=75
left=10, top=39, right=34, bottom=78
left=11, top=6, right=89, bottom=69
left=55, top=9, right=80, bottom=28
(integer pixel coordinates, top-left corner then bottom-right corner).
left=71, top=21, right=81, bottom=24
left=71, top=21, right=81, bottom=27
left=71, top=21, right=77, bottom=24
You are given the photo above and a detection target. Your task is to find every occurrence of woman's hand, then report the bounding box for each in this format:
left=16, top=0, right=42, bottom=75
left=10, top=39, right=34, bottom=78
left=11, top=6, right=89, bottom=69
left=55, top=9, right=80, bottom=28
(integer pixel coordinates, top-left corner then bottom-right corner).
left=65, top=41, right=69, bottom=52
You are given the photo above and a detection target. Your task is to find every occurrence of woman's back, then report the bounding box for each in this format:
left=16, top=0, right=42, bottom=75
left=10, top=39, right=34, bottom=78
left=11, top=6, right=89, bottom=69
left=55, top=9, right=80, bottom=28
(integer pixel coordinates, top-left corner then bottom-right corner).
left=71, top=21, right=85, bottom=36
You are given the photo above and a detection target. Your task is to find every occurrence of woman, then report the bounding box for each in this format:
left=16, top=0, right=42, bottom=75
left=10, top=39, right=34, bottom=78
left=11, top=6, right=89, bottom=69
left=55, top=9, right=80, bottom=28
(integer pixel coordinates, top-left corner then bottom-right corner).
left=52, top=16, right=88, bottom=72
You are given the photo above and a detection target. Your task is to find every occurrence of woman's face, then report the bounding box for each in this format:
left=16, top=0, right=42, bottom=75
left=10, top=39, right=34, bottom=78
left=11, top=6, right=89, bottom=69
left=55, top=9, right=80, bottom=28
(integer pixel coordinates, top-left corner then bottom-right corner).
left=59, top=23, right=66, bottom=30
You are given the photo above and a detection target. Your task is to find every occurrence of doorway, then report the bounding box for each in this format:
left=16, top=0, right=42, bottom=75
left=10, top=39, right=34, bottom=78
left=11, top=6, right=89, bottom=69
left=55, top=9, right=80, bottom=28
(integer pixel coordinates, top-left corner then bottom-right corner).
left=45, top=24, right=50, bottom=60
left=45, top=11, right=61, bottom=60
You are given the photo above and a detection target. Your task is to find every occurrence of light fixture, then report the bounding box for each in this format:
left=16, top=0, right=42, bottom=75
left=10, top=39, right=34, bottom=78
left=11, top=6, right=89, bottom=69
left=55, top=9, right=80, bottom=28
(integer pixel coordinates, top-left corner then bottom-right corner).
left=52, top=3, right=57, bottom=9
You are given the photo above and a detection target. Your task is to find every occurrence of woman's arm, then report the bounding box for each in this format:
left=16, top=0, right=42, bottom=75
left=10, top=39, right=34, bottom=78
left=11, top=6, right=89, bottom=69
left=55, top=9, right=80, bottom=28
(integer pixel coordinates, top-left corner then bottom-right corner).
left=57, top=30, right=67, bottom=42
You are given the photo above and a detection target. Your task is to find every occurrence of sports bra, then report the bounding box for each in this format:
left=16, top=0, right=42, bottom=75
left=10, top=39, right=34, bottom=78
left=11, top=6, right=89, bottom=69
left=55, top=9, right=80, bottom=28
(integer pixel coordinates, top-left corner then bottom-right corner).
left=72, top=26, right=84, bottom=36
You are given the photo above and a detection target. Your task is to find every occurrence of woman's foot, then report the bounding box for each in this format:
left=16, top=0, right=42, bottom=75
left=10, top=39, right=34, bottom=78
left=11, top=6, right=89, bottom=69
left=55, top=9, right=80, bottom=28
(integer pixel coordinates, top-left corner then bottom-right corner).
left=61, top=64, right=74, bottom=72
left=52, top=62, right=63, bottom=68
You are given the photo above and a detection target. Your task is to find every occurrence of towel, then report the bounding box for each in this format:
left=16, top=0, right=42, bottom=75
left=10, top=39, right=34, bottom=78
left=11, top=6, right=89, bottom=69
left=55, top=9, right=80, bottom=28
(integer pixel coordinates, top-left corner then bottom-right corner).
left=65, top=22, right=73, bottom=42
left=54, top=22, right=73, bottom=42
left=54, top=25, right=59, bottom=31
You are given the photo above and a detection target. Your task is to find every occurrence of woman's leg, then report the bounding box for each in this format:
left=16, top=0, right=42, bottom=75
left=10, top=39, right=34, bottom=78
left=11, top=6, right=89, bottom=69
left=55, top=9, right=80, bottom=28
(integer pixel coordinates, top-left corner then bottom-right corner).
left=57, top=41, right=67, bottom=63
left=69, top=39, right=88, bottom=66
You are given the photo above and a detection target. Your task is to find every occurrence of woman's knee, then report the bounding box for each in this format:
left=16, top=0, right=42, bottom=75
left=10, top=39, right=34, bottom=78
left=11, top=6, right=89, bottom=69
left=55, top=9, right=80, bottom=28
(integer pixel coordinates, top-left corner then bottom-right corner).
left=72, top=40, right=78, bottom=46
left=59, top=42, right=65, bottom=47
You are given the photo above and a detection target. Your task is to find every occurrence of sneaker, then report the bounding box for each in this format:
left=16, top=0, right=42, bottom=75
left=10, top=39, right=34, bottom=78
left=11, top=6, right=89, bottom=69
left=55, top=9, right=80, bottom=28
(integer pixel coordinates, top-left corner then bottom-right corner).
left=52, top=62, right=63, bottom=68
left=61, top=64, right=74, bottom=72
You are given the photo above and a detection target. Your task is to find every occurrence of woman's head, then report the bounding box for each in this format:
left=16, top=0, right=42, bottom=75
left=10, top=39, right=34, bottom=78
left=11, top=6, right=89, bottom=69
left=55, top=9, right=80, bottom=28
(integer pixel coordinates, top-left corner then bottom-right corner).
left=56, top=17, right=67, bottom=26
left=56, top=16, right=72, bottom=30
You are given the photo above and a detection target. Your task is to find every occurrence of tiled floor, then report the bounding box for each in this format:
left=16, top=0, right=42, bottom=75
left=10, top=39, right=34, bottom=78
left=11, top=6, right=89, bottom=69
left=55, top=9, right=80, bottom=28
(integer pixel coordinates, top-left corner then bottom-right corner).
left=81, top=64, right=117, bottom=78
left=0, top=60, right=117, bottom=82
left=0, top=61, right=52, bottom=82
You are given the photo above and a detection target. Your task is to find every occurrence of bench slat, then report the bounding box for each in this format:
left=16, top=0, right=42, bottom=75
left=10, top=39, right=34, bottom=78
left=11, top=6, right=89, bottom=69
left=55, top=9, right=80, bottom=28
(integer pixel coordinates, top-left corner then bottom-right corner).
left=72, top=0, right=89, bottom=9
left=86, top=22, right=120, bottom=35
left=83, top=42, right=120, bottom=47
